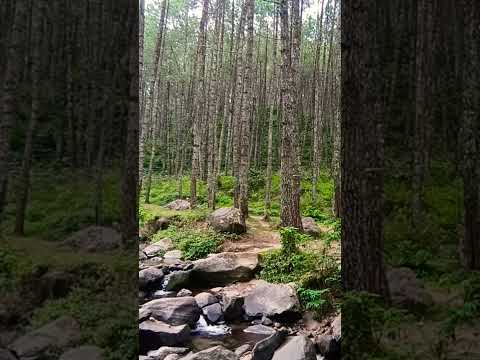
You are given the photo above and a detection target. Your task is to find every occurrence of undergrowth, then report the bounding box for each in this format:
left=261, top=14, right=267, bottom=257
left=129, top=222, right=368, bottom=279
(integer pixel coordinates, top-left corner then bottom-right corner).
left=153, top=225, right=226, bottom=260
left=259, top=227, right=341, bottom=318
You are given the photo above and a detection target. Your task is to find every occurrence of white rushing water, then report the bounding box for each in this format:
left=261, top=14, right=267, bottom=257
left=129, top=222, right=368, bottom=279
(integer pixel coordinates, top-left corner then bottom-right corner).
left=191, top=316, right=232, bottom=336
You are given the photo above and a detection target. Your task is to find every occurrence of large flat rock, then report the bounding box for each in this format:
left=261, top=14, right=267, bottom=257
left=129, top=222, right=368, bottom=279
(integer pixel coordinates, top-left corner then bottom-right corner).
left=139, top=320, right=190, bottom=354
left=141, top=297, right=201, bottom=327
left=192, top=252, right=259, bottom=287
left=244, top=281, right=300, bottom=319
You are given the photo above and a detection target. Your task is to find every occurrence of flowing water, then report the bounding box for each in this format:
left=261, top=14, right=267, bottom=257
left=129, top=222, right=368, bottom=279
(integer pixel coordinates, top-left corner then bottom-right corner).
left=190, top=319, right=270, bottom=352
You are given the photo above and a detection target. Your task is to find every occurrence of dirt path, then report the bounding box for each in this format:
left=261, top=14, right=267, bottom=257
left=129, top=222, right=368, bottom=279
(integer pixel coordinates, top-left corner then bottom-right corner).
left=220, top=215, right=281, bottom=253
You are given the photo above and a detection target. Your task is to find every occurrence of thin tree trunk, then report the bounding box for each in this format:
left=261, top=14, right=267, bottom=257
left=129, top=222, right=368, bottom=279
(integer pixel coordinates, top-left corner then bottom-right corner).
left=190, top=0, right=210, bottom=207
left=264, top=8, right=279, bottom=220
left=238, top=0, right=255, bottom=218
left=1, top=0, right=27, bottom=221
left=461, top=0, right=480, bottom=270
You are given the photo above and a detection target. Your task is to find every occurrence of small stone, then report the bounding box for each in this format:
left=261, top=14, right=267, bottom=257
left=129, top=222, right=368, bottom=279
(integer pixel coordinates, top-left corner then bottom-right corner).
left=243, top=325, right=275, bottom=335
left=261, top=316, right=273, bottom=326
left=177, top=289, right=193, bottom=297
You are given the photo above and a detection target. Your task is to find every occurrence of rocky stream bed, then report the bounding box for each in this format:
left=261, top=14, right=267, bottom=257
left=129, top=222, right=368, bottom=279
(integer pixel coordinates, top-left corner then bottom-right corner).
left=138, top=230, right=341, bottom=360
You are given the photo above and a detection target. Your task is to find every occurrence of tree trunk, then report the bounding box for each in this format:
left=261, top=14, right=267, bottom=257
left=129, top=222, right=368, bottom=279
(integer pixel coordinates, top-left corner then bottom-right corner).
left=238, top=0, right=255, bottom=218
left=0, top=0, right=27, bottom=222
left=341, top=0, right=389, bottom=297
left=461, top=0, right=480, bottom=270
left=121, top=0, right=139, bottom=245
left=15, top=0, right=45, bottom=235
left=279, top=0, right=303, bottom=230
left=264, top=8, right=279, bottom=220
left=138, top=0, right=145, bottom=190
left=190, top=0, right=210, bottom=207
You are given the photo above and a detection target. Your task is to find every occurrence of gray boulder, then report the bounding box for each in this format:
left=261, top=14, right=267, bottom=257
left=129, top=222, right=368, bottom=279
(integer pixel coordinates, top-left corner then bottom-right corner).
left=140, top=217, right=170, bottom=239
left=164, top=250, right=184, bottom=265
left=63, top=226, right=122, bottom=251
left=195, top=292, right=218, bottom=308
left=251, top=330, right=287, bottom=360
left=208, top=208, right=246, bottom=234
left=9, top=316, right=81, bottom=360
left=163, top=270, right=192, bottom=291
left=202, top=303, right=223, bottom=323
left=59, top=346, right=103, bottom=360
left=139, top=267, right=164, bottom=291
left=192, top=252, right=258, bottom=287
left=221, top=294, right=244, bottom=321
left=180, top=346, right=238, bottom=360
left=301, top=218, right=320, bottom=237
left=141, top=297, right=201, bottom=327
left=244, top=281, right=300, bottom=319
left=271, top=336, right=316, bottom=360
left=387, top=267, right=433, bottom=311
left=143, top=244, right=167, bottom=258
left=165, top=199, right=191, bottom=211
left=139, top=320, right=190, bottom=354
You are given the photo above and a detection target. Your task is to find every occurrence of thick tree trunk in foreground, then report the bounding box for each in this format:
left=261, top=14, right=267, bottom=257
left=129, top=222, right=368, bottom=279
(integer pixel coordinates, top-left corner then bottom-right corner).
left=341, top=0, right=389, bottom=297
left=461, top=0, right=480, bottom=270
left=279, top=0, right=303, bottom=230
left=121, top=0, right=139, bottom=244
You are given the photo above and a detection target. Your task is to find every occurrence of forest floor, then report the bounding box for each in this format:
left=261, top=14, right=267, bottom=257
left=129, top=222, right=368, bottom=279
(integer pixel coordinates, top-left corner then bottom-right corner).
left=220, top=215, right=281, bottom=253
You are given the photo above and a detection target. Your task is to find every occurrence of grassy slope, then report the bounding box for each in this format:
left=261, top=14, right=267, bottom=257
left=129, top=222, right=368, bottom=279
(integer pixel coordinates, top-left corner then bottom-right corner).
left=0, top=168, right=136, bottom=360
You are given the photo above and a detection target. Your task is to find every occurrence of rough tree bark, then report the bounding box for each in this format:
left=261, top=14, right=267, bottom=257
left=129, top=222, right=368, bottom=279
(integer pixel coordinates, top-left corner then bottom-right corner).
left=0, top=0, right=27, bottom=222
left=461, top=0, right=480, bottom=270
left=238, top=0, right=255, bottom=218
left=341, top=0, right=389, bottom=297
left=264, top=8, right=279, bottom=220
left=190, top=0, right=210, bottom=208
left=15, top=0, right=46, bottom=235
left=279, top=0, right=303, bottom=230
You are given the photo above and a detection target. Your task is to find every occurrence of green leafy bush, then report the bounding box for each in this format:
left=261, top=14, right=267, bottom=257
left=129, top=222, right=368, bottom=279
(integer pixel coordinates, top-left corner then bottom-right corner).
left=155, top=226, right=224, bottom=260
left=139, top=204, right=155, bottom=227
left=298, top=287, right=332, bottom=315
left=442, top=273, right=480, bottom=337
left=279, top=227, right=311, bottom=254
